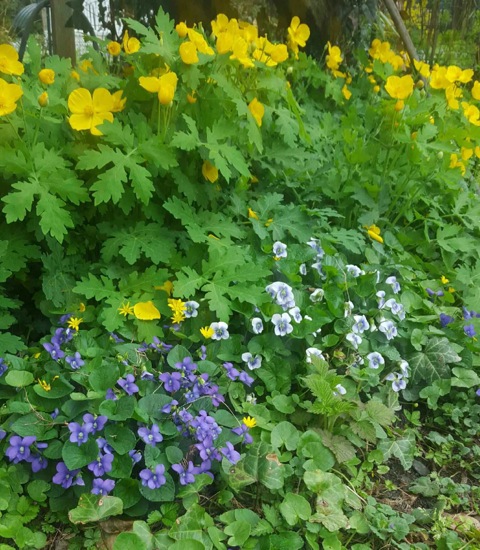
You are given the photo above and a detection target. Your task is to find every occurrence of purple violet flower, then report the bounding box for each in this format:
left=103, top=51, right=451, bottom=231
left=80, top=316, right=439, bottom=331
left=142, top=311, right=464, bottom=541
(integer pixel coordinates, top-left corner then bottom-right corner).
left=139, top=464, right=166, bottom=489
left=5, top=435, right=36, bottom=463
left=238, top=371, right=254, bottom=386
left=83, top=414, right=108, bottom=434
left=91, top=478, right=115, bottom=495
left=232, top=423, right=253, bottom=445
left=88, top=453, right=114, bottom=477
left=117, top=374, right=139, bottom=395
left=28, top=454, right=48, bottom=473
left=161, top=399, right=178, bottom=413
left=52, top=462, right=84, bottom=489
left=0, top=429, right=6, bottom=441
left=96, top=438, right=114, bottom=455
left=129, top=450, right=142, bottom=464
left=65, top=352, right=84, bottom=370
left=440, top=313, right=454, bottom=328
left=464, top=324, right=476, bottom=338
left=172, top=461, right=196, bottom=485
left=159, top=372, right=182, bottom=393
left=68, top=422, right=91, bottom=446
left=105, top=388, right=117, bottom=400
left=220, top=441, right=241, bottom=464
left=43, top=342, right=65, bottom=360
left=0, top=358, right=7, bottom=377
left=138, top=424, right=163, bottom=446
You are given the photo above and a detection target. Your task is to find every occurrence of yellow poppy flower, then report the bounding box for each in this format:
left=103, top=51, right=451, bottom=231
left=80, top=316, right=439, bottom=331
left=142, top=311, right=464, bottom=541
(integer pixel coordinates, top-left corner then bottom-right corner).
left=139, top=72, right=178, bottom=105
left=366, top=224, right=384, bottom=244
left=155, top=280, right=174, bottom=295
left=179, top=41, right=199, bottom=65
left=248, top=97, right=264, bottom=127
left=118, top=302, right=134, bottom=316
left=0, top=44, right=24, bottom=75
left=326, top=42, right=342, bottom=71
left=187, top=90, right=197, bottom=104
left=68, top=88, right=114, bottom=136
left=187, top=28, right=214, bottom=56
left=385, top=75, right=414, bottom=100
left=202, top=160, right=219, bottom=183
left=270, top=44, right=288, bottom=63
left=0, top=78, right=23, bottom=116
left=107, top=41, right=121, bottom=56
left=462, top=101, right=480, bottom=126
left=175, top=22, right=188, bottom=38
left=413, top=59, right=430, bottom=78
left=243, top=416, right=257, bottom=428
left=342, top=84, right=352, bottom=100
left=441, top=275, right=449, bottom=284
left=429, top=66, right=449, bottom=89
left=111, top=90, right=126, bottom=112
left=230, top=36, right=253, bottom=68
left=200, top=326, right=214, bottom=338
left=472, top=80, right=480, bottom=101
left=71, top=70, right=80, bottom=81
left=123, top=30, right=140, bottom=54
left=78, top=59, right=96, bottom=73
left=67, top=317, right=83, bottom=331
left=287, top=16, right=310, bottom=56
left=38, top=91, right=48, bottom=107
left=38, top=68, right=55, bottom=85
left=248, top=207, right=259, bottom=220
left=133, top=301, right=161, bottom=320
left=211, top=14, right=230, bottom=37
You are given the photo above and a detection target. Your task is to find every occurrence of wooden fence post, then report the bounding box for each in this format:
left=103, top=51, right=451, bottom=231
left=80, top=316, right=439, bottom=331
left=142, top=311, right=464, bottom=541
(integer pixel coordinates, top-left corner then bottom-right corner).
left=50, top=0, right=76, bottom=63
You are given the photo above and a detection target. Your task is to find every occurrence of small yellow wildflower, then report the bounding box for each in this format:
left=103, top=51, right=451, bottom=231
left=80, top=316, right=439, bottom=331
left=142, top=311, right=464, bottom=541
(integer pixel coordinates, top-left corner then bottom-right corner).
left=171, top=311, right=186, bottom=324
left=38, top=68, right=55, bottom=85
left=243, top=416, right=257, bottom=428
left=265, top=218, right=273, bottom=227
left=71, top=70, right=80, bottom=81
left=248, top=207, right=259, bottom=220
left=79, top=302, right=86, bottom=312
left=33, top=352, right=41, bottom=359
left=107, top=41, right=121, bottom=56
left=118, top=302, right=134, bottom=316
left=67, top=317, right=83, bottom=331
left=38, top=379, right=51, bottom=392
left=168, top=298, right=186, bottom=314
left=139, top=72, right=178, bottom=105
left=441, top=275, right=449, bottom=285
left=448, top=287, right=455, bottom=293
left=202, top=160, right=219, bottom=183
left=366, top=224, right=384, bottom=244
left=200, top=326, right=214, bottom=338
left=38, top=91, right=48, bottom=107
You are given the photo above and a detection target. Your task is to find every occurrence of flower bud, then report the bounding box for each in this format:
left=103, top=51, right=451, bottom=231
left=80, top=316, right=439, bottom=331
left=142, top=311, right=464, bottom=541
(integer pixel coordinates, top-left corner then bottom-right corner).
left=286, top=66, right=294, bottom=75
left=38, top=91, right=48, bottom=107
left=437, top=151, right=444, bottom=159
left=38, top=68, right=55, bottom=85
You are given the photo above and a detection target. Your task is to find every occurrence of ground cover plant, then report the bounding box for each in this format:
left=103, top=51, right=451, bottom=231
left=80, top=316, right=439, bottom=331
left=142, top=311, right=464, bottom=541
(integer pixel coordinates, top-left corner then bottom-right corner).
left=0, top=7, right=480, bottom=549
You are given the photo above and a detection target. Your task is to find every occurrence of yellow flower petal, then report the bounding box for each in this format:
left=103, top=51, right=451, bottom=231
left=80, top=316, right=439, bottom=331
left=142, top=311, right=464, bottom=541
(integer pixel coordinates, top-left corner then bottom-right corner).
left=133, top=301, right=161, bottom=321
left=107, top=41, right=121, bottom=56
left=248, top=97, right=264, bottom=127
left=0, top=44, right=24, bottom=75
left=202, top=160, right=219, bottom=183
left=243, top=416, right=257, bottom=428
left=179, top=41, right=199, bottom=64
left=139, top=76, right=162, bottom=93
left=200, top=326, right=214, bottom=338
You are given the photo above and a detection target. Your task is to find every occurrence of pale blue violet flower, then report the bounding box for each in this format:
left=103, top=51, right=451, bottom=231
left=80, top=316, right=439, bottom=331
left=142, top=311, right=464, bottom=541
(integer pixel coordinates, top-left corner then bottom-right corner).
left=289, top=307, right=302, bottom=323
left=346, top=265, right=364, bottom=277
left=273, top=241, right=287, bottom=259
left=346, top=333, right=362, bottom=350
left=385, top=276, right=401, bottom=294
left=184, top=301, right=199, bottom=318
left=352, top=315, right=370, bottom=334
left=241, top=352, right=262, bottom=370
left=386, top=373, right=407, bottom=392
left=210, top=322, right=229, bottom=340
left=306, top=347, right=325, bottom=363
left=378, top=320, right=398, bottom=340
left=251, top=317, right=264, bottom=334
left=272, top=313, right=293, bottom=336
left=366, top=352, right=385, bottom=369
